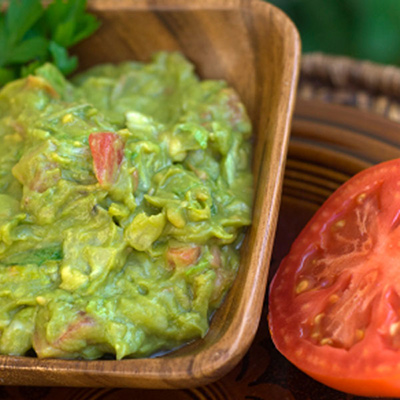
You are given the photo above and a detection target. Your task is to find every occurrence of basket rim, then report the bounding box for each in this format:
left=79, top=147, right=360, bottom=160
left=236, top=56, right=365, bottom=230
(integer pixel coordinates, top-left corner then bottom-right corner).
left=301, top=52, right=400, bottom=98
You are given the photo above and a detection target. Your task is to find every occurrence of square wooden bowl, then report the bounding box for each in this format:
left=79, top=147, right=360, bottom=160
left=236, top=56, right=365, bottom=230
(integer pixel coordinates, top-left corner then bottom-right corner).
left=0, top=0, right=300, bottom=389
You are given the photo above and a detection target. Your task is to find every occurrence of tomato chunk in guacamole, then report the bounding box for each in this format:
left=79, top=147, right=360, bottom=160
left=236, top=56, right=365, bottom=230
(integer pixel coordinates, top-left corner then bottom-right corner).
left=0, top=52, right=253, bottom=359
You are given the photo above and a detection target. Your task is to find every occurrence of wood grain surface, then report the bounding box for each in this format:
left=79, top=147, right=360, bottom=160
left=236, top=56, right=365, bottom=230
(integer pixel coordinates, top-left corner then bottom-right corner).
left=5, top=99, right=400, bottom=399
left=0, top=0, right=300, bottom=389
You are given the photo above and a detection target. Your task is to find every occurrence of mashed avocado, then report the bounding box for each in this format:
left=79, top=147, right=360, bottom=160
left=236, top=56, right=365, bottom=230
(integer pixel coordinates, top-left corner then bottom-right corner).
left=0, top=52, right=253, bottom=359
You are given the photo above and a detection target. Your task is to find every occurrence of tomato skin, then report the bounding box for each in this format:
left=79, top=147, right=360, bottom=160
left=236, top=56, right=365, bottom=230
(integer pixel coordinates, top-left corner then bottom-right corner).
left=89, top=132, right=124, bottom=186
left=268, top=158, right=400, bottom=397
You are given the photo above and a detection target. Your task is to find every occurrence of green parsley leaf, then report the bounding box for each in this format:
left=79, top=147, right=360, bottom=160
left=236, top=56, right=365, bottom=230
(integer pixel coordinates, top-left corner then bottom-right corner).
left=5, top=0, right=42, bottom=46
left=2, top=245, right=63, bottom=266
left=49, top=40, right=77, bottom=75
left=7, top=36, right=48, bottom=64
left=0, top=66, right=16, bottom=86
left=0, top=0, right=100, bottom=85
left=45, top=0, right=100, bottom=47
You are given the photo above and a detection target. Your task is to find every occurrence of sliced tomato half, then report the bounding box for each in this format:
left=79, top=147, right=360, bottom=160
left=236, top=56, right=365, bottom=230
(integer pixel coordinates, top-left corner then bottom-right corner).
left=269, top=158, right=400, bottom=397
left=89, top=132, right=124, bottom=186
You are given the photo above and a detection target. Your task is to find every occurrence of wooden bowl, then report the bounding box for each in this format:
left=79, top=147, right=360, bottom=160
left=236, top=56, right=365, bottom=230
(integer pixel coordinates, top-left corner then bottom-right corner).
left=0, top=0, right=300, bottom=388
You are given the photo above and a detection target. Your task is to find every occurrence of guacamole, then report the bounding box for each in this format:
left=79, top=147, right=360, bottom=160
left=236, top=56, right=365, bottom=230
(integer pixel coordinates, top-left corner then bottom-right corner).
left=0, top=52, right=253, bottom=359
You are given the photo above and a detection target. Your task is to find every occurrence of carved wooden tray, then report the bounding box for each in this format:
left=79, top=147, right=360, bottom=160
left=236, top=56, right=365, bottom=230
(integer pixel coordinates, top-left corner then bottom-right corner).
left=0, top=0, right=300, bottom=389
left=4, top=99, right=400, bottom=399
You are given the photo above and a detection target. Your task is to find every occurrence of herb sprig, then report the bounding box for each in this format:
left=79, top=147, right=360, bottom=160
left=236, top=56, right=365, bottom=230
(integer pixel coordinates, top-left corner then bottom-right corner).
left=0, top=0, right=100, bottom=85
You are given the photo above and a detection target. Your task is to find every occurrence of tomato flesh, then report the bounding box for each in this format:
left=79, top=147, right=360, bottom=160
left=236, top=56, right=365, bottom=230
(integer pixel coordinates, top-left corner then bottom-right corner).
left=89, top=132, right=124, bottom=186
left=268, top=158, right=400, bottom=397
left=166, top=246, right=201, bottom=269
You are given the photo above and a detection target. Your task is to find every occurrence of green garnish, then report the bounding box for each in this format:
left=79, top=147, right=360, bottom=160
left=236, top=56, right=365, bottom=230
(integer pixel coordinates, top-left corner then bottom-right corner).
left=0, top=0, right=100, bottom=85
left=2, top=245, right=63, bottom=266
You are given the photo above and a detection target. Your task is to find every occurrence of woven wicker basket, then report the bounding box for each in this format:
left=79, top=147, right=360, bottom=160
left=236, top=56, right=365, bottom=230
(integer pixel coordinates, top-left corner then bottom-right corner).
left=300, top=53, right=400, bottom=121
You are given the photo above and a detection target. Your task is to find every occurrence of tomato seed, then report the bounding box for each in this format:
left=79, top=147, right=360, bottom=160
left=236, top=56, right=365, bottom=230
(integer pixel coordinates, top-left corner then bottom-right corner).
left=314, top=313, right=324, bottom=325
left=390, top=322, right=400, bottom=336
left=320, top=338, right=333, bottom=346
left=356, top=329, right=365, bottom=341
left=357, top=193, right=367, bottom=204
left=295, top=280, right=309, bottom=294
left=329, top=294, right=339, bottom=303
left=311, top=332, right=321, bottom=340
left=335, top=219, right=346, bottom=228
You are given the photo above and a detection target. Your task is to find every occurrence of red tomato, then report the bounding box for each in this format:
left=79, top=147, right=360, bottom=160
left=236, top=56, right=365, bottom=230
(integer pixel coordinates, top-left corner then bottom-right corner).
left=56, top=312, right=97, bottom=346
left=268, top=158, right=400, bottom=397
left=167, top=246, right=201, bottom=269
left=30, top=162, right=61, bottom=193
left=89, top=132, right=124, bottom=186
left=33, top=311, right=97, bottom=358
